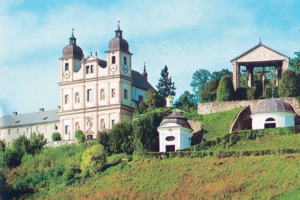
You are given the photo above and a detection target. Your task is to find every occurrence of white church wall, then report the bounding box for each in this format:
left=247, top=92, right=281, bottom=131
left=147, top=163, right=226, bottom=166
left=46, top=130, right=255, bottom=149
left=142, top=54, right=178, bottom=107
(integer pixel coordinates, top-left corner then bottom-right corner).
left=110, top=82, right=118, bottom=105
left=98, top=65, right=107, bottom=77
left=98, top=83, right=107, bottom=106
left=73, top=61, right=83, bottom=80
left=251, top=112, right=295, bottom=130
left=73, top=87, right=82, bottom=110
left=85, top=84, right=95, bottom=108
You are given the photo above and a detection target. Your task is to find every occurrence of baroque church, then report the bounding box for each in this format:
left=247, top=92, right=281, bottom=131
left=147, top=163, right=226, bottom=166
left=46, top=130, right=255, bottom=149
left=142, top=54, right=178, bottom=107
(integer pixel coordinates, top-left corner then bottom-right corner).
left=0, top=21, right=155, bottom=144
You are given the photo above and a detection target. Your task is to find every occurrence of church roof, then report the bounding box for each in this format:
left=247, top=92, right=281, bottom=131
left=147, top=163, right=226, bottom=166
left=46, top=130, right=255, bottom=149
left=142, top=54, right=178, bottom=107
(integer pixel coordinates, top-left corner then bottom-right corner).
left=0, top=110, right=59, bottom=129
left=132, top=70, right=156, bottom=91
left=160, top=112, right=193, bottom=130
left=230, top=42, right=290, bottom=62
left=252, top=98, right=295, bottom=115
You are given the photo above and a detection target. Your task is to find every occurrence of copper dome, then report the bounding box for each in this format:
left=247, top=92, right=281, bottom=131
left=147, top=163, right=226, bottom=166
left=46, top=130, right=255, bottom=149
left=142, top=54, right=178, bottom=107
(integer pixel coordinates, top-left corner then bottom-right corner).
left=160, top=112, right=193, bottom=130
left=62, top=31, right=83, bottom=60
left=109, top=37, right=131, bottom=53
left=252, top=98, right=295, bottom=114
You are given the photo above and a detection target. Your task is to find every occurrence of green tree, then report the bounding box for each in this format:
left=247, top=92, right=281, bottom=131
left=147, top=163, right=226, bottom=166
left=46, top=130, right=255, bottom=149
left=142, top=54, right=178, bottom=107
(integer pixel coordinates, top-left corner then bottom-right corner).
left=156, top=65, right=176, bottom=98
left=51, top=132, right=61, bottom=141
left=289, top=52, right=300, bottom=72
left=97, top=130, right=110, bottom=152
left=75, top=130, right=86, bottom=144
left=144, top=89, right=164, bottom=110
left=174, top=91, right=196, bottom=111
left=30, top=132, right=46, bottom=155
left=0, top=139, right=5, bottom=152
left=190, top=69, right=211, bottom=102
left=81, top=144, right=106, bottom=176
left=216, top=76, right=235, bottom=101
left=211, top=69, right=233, bottom=82
left=279, top=69, right=300, bottom=97
left=109, top=121, right=133, bottom=154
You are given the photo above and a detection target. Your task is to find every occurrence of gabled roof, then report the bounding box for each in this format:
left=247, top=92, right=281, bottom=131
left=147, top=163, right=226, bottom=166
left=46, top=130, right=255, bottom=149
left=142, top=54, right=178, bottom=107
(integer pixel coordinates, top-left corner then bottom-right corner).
left=0, top=110, right=59, bottom=129
left=132, top=70, right=156, bottom=91
left=230, top=42, right=290, bottom=62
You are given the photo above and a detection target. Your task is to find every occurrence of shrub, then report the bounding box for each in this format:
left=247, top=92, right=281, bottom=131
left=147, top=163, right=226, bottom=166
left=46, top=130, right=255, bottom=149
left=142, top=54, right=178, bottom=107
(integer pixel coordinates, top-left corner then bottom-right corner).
left=97, top=130, right=110, bottom=152
left=0, top=139, right=6, bottom=152
left=30, top=132, right=47, bottom=155
left=265, top=86, right=279, bottom=98
left=216, top=76, right=234, bottom=101
left=109, top=121, right=133, bottom=154
left=106, top=153, right=132, bottom=163
left=279, top=69, right=300, bottom=97
left=81, top=144, right=106, bottom=176
left=75, top=130, right=85, bottom=144
left=51, top=132, right=61, bottom=141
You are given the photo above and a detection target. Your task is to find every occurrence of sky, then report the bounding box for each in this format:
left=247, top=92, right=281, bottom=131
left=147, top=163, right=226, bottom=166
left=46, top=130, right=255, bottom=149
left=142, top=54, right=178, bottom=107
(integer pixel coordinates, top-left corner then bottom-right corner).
left=0, top=0, right=300, bottom=117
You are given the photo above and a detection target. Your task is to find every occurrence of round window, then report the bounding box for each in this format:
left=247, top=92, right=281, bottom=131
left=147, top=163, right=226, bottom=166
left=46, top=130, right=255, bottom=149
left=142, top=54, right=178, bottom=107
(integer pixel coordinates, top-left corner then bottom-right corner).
left=166, top=136, right=175, bottom=141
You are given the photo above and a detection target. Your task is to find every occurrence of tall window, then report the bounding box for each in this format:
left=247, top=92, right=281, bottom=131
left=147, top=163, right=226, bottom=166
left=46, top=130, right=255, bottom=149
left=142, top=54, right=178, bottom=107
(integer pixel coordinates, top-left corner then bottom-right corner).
left=112, top=120, right=116, bottom=126
left=26, top=127, right=29, bottom=133
left=91, top=65, right=94, bottom=73
left=100, top=89, right=105, bottom=100
left=124, top=89, right=128, bottom=99
left=138, top=95, right=143, bottom=102
left=112, top=56, right=115, bottom=64
left=65, top=63, right=69, bottom=70
left=111, top=89, right=116, bottom=98
left=8, top=129, right=11, bottom=135
left=55, top=124, right=58, bottom=130
left=65, top=125, right=69, bottom=135
left=75, top=92, right=80, bottom=103
left=36, top=126, right=39, bottom=132
left=87, top=89, right=93, bottom=102
left=17, top=129, right=19, bottom=134
left=124, top=57, right=127, bottom=65
left=46, top=125, right=49, bottom=131
left=86, top=66, right=90, bottom=74
left=65, top=95, right=69, bottom=104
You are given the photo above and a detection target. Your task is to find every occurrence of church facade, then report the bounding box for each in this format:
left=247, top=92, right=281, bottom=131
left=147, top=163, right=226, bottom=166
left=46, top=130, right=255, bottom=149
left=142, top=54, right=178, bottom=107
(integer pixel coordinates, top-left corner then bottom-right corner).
left=0, top=22, right=155, bottom=144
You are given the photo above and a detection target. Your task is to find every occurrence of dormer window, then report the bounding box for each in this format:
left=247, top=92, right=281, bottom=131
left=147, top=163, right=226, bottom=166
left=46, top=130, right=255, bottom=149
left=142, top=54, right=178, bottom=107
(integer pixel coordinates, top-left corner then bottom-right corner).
left=112, top=56, right=115, bottom=64
left=65, top=63, right=69, bottom=71
left=86, top=66, right=90, bottom=74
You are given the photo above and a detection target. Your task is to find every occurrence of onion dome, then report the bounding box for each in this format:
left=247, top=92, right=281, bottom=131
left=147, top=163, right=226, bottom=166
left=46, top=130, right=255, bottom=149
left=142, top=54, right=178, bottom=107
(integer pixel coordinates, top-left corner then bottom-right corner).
left=108, top=20, right=132, bottom=54
left=160, top=111, right=193, bottom=130
left=62, top=29, right=83, bottom=60
left=252, top=98, right=295, bottom=114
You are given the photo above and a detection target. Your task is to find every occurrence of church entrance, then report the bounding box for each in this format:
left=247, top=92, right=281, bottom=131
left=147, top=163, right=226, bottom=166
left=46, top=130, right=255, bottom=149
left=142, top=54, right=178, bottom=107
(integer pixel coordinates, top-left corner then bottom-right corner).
left=166, top=145, right=175, bottom=152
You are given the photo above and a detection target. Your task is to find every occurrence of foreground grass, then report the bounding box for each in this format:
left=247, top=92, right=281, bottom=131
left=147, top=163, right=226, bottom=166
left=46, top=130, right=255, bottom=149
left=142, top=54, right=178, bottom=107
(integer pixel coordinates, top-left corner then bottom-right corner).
left=183, top=107, right=243, bottom=140
left=28, top=154, right=300, bottom=200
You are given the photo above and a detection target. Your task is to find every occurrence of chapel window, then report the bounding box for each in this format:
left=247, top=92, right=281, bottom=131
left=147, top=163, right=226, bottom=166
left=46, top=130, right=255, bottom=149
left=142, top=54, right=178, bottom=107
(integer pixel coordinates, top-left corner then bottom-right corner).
left=86, top=66, right=90, bottom=74
left=87, top=89, right=93, bottom=102
left=65, top=95, right=69, bottom=104
left=124, top=89, right=128, bottom=99
left=65, top=63, right=69, bottom=71
left=111, top=89, right=116, bottom=98
left=100, top=89, right=105, bottom=100
left=75, top=92, right=80, bottom=103
left=91, top=65, right=94, bottom=73
left=266, top=118, right=275, bottom=121
left=112, top=56, right=116, bottom=64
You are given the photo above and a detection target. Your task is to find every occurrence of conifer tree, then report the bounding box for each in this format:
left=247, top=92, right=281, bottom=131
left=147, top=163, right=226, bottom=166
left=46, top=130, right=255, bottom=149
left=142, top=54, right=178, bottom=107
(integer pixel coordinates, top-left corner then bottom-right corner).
left=156, top=65, right=176, bottom=99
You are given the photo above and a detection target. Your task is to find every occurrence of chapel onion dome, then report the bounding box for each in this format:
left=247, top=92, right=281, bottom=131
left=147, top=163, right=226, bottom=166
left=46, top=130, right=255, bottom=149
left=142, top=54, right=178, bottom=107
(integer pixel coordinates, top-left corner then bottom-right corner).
left=252, top=98, right=295, bottom=114
left=62, top=29, right=83, bottom=60
left=108, top=21, right=132, bottom=55
left=160, top=112, right=193, bottom=130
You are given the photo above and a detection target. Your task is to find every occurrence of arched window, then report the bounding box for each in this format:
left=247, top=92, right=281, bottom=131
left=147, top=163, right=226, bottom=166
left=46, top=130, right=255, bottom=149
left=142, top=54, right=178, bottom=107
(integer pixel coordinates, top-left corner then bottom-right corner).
left=101, top=119, right=105, bottom=130
left=112, top=56, right=115, bottom=64
left=75, top=122, right=80, bottom=131
left=86, top=66, right=89, bottom=74
left=65, top=95, right=69, bottom=104
left=87, top=89, right=92, bottom=102
left=91, top=65, right=94, bottom=73
left=65, top=63, right=69, bottom=71
left=75, top=93, right=80, bottom=103
left=124, top=89, right=128, bottom=99
left=100, top=89, right=105, bottom=100
left=266, top=118, right=275, bottom=121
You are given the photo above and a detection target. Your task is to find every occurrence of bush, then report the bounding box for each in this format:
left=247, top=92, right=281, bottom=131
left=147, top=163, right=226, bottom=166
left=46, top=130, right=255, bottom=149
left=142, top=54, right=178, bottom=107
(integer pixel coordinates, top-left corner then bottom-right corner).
left=97, top=130, right=110, bottom=152
left=109, top=121, right=133, bottom=154
left=279, top=69, right=300, bottom=97
left=265, top=86, right=279, bottom=98
left=216, top=76, right=234, bottom=101
left=106, top=153, right=132, bottom=163
left=51, top=132, right=61, bottom=141
left=0, top=139, right=6, bottom=152
left=81, top=144, right=106, bottom=176
left=75, top=130, right=85, bottom=144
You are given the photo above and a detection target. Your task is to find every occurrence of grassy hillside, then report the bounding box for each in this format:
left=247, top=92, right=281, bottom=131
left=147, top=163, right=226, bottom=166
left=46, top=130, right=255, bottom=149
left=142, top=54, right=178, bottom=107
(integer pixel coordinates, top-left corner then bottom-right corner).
left=15, top=154, right=300, bottom=199
left=183, top=107, right=243, bottom=140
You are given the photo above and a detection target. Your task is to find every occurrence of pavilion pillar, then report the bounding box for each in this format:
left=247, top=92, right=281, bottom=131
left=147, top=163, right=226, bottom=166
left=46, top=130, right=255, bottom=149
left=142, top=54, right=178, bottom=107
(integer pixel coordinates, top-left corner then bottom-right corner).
left=276, top=66, right=282, bottom=86
left=282, top=58, right=289, bottom=73
left=232, top=61, right=240, bottom=91
left=247, top=67, right=253, bottom=87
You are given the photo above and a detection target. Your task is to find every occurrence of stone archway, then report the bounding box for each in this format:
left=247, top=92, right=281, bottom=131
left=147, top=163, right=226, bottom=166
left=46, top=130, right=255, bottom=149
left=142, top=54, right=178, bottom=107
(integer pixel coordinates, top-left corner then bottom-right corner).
left=231, top=42, right=290, bottom=91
